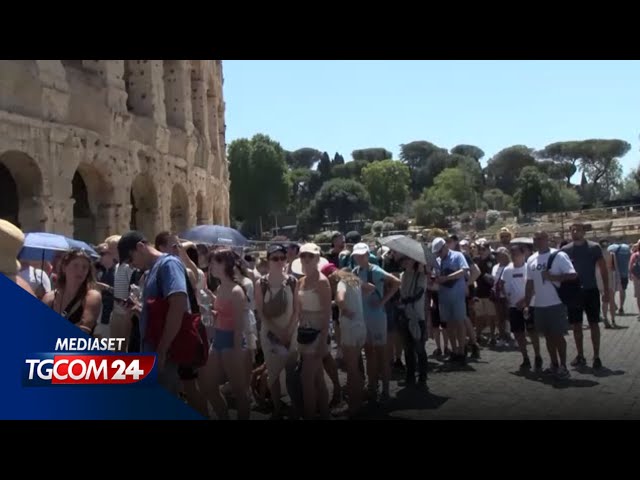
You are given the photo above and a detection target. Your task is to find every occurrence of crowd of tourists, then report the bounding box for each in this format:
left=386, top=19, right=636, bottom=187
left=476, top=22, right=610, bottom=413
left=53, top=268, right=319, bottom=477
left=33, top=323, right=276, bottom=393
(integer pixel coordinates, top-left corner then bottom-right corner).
left=0, top=218, right=637, bottom=420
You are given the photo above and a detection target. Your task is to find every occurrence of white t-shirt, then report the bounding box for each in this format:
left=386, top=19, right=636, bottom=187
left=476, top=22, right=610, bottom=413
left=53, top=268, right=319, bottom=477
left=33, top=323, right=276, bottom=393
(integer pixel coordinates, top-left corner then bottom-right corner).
left=18, top=266, right=52, bottom=294
left=336, top=280, right=365, bottom=329
left=526, top=249, right=576, bottom=308
left=502, top=263, right=532, bottom=308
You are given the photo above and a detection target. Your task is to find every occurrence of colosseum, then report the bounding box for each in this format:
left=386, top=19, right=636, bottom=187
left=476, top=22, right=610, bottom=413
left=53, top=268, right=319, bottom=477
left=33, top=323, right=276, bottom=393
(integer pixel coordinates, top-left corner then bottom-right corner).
left=0, top=60, right=230, bottom=245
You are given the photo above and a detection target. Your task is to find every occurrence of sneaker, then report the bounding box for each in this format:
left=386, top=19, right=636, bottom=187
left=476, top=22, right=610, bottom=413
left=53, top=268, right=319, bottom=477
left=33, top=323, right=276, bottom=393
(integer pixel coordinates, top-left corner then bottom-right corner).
left=543, top=365, right=558, bottom=376
left=618, top=308, right=624, bottom=315
left=570, top=355, right=586, bottom=367
left=534, top=356, right=543, bottom=371
left=593, top=357, right=603, bottom=370
left=556, top=366, right=571, bottom=379
left=520, top=357, right=531, bottom=370
left=444, top=348, right=452, bottom=357
left=470, top=344, right=481, bottom=359
left=433, top=348, right=443, bottom=357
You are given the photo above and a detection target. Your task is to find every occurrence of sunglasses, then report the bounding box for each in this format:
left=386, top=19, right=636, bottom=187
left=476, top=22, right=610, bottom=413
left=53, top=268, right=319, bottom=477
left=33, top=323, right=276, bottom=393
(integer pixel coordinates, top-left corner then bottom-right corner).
left=269, top=255, right=286, bottom=262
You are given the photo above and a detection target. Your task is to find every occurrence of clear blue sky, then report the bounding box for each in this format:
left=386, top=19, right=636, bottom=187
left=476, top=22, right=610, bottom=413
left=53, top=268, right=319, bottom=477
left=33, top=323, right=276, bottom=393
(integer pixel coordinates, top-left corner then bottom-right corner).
left=223, top=60, right=640, bottom=175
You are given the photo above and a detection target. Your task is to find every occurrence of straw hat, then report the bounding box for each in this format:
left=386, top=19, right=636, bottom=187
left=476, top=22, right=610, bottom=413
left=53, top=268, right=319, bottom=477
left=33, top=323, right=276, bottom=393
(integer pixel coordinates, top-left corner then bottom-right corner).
left=0, top=219, right=25, bottom=277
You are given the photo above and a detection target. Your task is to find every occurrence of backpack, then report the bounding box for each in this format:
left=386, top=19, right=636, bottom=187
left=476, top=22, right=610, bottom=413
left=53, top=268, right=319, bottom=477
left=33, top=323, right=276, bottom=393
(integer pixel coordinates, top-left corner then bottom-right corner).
left=259, top=275, right=297, bottom=319
left=354, top=266, right=383, bottom=300
left=546, top=251, right=582, bottom=307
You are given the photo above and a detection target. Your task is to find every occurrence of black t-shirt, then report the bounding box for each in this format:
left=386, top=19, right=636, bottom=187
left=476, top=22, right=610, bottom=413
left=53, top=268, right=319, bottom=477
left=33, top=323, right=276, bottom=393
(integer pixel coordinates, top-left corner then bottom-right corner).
left=474, top=253, right=496, bottom=298
left=95, top=264, right=115, bottom=325
left=562, top=241, right=601, bottom=290
left=326, top=249, right=341, bottom=268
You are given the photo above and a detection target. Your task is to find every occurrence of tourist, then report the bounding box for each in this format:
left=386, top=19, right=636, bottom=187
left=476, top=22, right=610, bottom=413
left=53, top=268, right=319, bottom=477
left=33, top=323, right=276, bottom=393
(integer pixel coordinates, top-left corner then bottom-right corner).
left=629, top=241, right=640, bottom=319
left=18, top=260, right=52, bottom=300
left=0, top=219, right=35, bottom=296
left=381, top=247, right=405, bottom=372
left=607, top=238, right=631, bottom=314
left=285, top=242, right=302, bottom=279
left=255, top=244, right=299, bottom=419
left=293, top=243, right=332, bottom=419
left=523, top=231, right=576, bottom=379
left=491, top=247, right=511, bottom=347
left=498, top=227, right=512, bottom=249
left=110, top=234, right=135, bottom=351
left=397, top=255, right=428, bottom=388
left=503, top=244, right=542, bottom=370
left=426, top=261, right=449, bottom=357
left=474, top=240, right=499, bottom=346
left=326, top=232, right=345, bottom=268
left=42, top=249, right=102, bottom=336
left=201, top=248, right=251, bottom=420
left=93, top=242, right=116, bottom=339
left=352, top=242, right=401, bottom=402
left=562, top=223, right=609, bottom=369
left=236, top=254, right=258, bottom=387
left=599, top=239, right=617, bottom=328
left=432, top=237, right=470, bottom=364
left=325, top=265, right=367, bottom=417
left=117, top=231, right=193, bottom=397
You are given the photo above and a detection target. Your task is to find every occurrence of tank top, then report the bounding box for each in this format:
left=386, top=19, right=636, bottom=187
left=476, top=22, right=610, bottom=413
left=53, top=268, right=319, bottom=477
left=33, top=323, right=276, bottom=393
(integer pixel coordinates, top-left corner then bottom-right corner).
left=215, top=297, right=235, bottom=331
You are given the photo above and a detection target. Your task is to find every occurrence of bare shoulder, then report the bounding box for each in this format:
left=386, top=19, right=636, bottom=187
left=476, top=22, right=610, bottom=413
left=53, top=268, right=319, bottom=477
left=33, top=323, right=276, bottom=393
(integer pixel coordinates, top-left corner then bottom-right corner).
left=85, top=289, right=102, bottom=304
left=231, top=284, right=246, bottom=299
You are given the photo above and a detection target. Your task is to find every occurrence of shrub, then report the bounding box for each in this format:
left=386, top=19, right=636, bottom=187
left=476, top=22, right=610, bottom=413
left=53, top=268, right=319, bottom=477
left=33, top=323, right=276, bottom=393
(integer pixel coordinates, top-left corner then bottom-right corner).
left=486, top=209, right=501, bottom=226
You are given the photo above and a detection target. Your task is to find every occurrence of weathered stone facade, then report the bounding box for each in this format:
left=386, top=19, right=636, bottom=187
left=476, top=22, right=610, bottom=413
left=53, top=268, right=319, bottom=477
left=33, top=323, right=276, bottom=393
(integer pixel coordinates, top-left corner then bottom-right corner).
left=0, top=60, right=230, bottom=244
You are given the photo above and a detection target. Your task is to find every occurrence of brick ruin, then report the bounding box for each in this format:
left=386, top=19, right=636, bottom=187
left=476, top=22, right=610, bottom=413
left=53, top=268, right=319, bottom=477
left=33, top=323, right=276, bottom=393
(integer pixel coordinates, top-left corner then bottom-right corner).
left=0, top=60, right=230, bottom=244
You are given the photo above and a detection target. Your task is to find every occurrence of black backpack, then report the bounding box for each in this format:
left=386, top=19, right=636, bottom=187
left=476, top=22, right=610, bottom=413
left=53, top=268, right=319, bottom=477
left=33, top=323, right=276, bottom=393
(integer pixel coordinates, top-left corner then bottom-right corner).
left=546, top=251, right=582, bottom=307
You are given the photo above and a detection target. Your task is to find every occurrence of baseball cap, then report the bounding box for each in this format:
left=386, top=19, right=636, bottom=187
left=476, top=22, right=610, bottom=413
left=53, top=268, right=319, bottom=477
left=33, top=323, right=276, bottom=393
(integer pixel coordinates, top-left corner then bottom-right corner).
left=345, top=231, right=361, bottom=244
left=267, top=244, right=287, bottom=258
left=495, top=246, right=509, bottom=256
left=431, top=237, right=446, bottom=254
left=352, top=242, right=370, bottom=256
left=321, top=263, right=338, bottom=277
left=459, top=239, right=469, bottom=247
left=299, top=242, right=321, bottom=256
left=117, top=231, right=147, bottom=263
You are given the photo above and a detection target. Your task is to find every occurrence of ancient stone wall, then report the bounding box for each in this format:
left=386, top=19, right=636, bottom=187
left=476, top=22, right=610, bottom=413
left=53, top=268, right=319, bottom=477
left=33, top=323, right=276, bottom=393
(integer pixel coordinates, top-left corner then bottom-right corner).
left=0, top=60, right=230, bottom=244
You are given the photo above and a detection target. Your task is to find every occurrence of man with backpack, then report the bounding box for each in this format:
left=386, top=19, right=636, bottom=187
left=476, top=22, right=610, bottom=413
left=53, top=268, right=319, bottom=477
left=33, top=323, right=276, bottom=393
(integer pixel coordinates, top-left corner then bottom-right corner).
left=607, top=238, right=631, bottom=314
left=523, top=231, right=577, bottom=379
left=562, top=223, right=610, bottom=369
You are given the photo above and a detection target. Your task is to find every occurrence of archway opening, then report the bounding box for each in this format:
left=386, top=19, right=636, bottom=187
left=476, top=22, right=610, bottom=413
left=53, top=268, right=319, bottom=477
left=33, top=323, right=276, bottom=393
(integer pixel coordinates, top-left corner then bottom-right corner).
left=130, top=174, right=158, bottom=240
left=196, top=191, right=205, bottom=225
left=170, top=183, right=189, bottom=235
left=72, top=171, right=95, bottom=243
left=0, top=151, right=44, bottom=232
left=0, top=163, right=19, bottom=226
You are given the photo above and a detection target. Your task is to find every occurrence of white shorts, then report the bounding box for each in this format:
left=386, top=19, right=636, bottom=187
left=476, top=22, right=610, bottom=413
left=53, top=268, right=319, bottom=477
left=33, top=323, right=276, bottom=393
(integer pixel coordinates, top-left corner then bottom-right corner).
left=364, top=314, right=387, bottom=347
left=340, top=320, right=366, bottom=348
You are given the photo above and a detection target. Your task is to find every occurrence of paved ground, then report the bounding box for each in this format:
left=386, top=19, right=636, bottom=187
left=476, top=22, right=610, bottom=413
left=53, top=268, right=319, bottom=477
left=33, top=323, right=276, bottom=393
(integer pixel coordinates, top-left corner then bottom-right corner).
left=244, top=293, right=640, bottom=420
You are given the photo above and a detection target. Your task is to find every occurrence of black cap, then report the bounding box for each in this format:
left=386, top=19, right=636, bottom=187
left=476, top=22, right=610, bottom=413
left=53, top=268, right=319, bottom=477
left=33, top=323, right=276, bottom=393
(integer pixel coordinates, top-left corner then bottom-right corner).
left=345, top=231, right=361, bottom=244
left=287, top=242, right=300, bottom=252
left=117, top=231, right=147, bottom=263
left=267, top=244, right=287, bottom=258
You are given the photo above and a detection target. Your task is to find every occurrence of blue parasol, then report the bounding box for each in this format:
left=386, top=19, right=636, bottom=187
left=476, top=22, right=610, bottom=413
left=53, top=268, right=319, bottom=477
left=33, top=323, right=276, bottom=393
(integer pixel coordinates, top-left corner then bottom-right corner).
left=18, top=232, right=99, bottom=261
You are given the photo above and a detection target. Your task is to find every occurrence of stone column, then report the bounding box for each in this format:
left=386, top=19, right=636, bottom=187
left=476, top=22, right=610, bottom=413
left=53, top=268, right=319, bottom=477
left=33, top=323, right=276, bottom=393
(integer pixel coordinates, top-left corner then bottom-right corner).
left=35, top=60, right=70, bottom=122
left=96, top=204, right=132, bottom=241
left=123, top=60, right=166, bottom=123
left=191, top=79, right=209, bottom=144
left=81, top=60, right=128, bottom=114
left=163, top=60, right=194, bottom=133
left=47, top=198, right=75, bottom=237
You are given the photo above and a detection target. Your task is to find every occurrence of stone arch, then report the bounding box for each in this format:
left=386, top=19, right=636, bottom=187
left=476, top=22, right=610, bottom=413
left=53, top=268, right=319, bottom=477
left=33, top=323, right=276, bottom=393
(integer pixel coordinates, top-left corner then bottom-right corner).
left=196, top=191, right=206, bottom=225
left=72, top=163, right=113, bottom=244
left=0, top=151, right=45, bottom=232
left=130, top=174, right=159, bottom=240
left=171, top=183, right=190, bottom=235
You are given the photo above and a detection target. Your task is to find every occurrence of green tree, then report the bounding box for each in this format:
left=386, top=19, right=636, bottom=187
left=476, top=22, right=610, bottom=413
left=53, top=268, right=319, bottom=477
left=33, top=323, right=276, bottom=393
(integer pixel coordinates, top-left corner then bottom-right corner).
left=400, top=141, right=446, bottom=171
left=352, top=148, right=393, bottom=163
left=557, top=185, right=582, bottom=210
left=314, top=178, right=371, bottom=230
left=330, top=159, right=369, bottom=180
left=450, top=144, right=485, bottom=162
left=485, top=145, right=536, bottom=195
left=412, top=150, right=451, bottom=192
left=228, top=134, right=290, bottom=232
left=514, top=166, right=546, bottom=214
left=318, top=151, right=332, bottom=180
left=413, top=196, right=460, bottom=228
left=537, top=141, right=583, bottom=185
left=361, top=160, right=411, bottom=217
left=619, top=170, right=640, bottom=200
left=332, top=152, right=345, bottom=166
left=428, top=167, right=479, bottom=211
left=483, top=188, right=513, bottom=211
left=288, top=147, right=322, bottom=169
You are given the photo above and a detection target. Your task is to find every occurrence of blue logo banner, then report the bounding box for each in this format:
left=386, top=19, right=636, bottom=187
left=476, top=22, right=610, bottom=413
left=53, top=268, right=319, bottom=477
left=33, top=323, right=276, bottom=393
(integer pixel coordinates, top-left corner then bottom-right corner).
left=0, top=274, right=204, bottom=420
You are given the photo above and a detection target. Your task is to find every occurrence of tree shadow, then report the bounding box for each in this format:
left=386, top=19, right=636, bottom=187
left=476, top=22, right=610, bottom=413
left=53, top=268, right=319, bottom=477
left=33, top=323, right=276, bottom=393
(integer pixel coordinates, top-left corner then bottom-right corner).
left=509, top=370, right=599, bottom=389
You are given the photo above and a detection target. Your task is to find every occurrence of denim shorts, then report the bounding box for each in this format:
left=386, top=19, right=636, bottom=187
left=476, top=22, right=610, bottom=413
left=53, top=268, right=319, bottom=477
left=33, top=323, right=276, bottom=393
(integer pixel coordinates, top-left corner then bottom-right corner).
left=212, top=328, right=246, bottom=353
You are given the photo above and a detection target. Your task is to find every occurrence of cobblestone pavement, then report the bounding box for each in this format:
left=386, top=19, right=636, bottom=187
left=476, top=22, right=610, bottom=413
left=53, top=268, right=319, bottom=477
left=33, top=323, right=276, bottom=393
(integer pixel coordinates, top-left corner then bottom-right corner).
left=247, top=294, right=640, bottom=420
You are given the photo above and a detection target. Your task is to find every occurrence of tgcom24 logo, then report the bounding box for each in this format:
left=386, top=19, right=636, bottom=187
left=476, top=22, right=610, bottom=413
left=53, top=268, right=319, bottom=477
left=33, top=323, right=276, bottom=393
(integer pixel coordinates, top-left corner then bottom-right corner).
left=22, top=337, right=157, bottom=386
